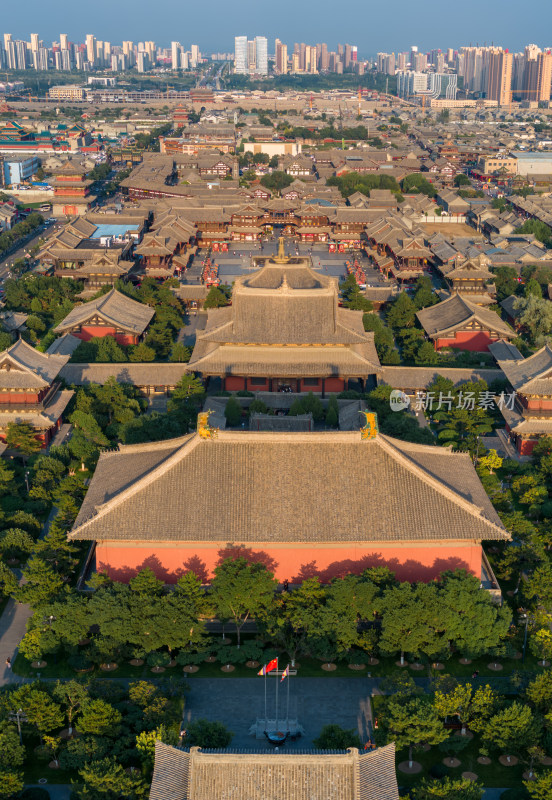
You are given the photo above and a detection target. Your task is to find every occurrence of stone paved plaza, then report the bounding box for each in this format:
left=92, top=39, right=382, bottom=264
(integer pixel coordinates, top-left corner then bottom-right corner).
left=182, top=677, right=374, bottom=750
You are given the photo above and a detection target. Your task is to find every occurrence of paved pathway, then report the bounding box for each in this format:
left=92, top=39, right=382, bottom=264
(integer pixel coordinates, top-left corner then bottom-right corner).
left=183, top=677, right=373, bottom=749
left=0, top=597, right=31, bottom=687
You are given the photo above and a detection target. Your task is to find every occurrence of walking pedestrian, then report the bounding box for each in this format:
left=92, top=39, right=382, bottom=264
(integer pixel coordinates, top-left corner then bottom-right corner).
left=5, top=657, right=11, bottom=669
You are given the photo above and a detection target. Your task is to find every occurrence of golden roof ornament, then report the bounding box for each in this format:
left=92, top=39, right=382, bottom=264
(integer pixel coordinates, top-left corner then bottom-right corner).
left=360, top=411, right=378, bottom=440
left=197, top=410, right=218, bottom=440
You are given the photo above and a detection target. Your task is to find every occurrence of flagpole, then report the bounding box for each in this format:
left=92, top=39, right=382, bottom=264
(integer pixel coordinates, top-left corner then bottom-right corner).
left=275, top=658, right=279, bottom=729
left=286, top=667, right=290, bottom=730
left=264, top=670, right=267, bottom=727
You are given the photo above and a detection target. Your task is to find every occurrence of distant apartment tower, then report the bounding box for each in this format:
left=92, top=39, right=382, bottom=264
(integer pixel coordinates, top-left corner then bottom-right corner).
left=190, top=44, right=200, bottom=68
left=171, top=41, right=181, bottom=70
left=59, top=33, right=68, bottom=51
left=522, top=48, right=552, bottom=102
left=86, top=34, right=95, bottom=65
left=275, top=39, right=288, bottom=74
left=234, top=36, right=248, bottom=74
left=486, top=48, right=513, bottom=106
left=254, top=36, right=267, bottom=74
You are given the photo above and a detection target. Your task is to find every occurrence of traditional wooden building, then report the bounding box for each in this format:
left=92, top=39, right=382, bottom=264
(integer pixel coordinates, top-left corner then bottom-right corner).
left=443, top=257, right=496, bottom=305
left=0, top=339, right=73, bottom=447
left=490, top=340, right=552, bottom=455
left=53, top=288, right=155, bottom=345
left=149, top=743, right=399, bottom=800
left=51, top=160, right=96, bottom=216
left=417, top=294, right=514, bottom=352
left=69, top=422, right=508, bottom=584
left=187, top=241, right=381, bottom=394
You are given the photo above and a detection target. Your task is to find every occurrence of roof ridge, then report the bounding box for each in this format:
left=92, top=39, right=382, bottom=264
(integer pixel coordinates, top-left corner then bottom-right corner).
left=377, top=434, right=506, bottom=535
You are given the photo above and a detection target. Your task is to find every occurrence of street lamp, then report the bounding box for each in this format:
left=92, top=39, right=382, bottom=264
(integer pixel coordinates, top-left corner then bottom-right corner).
left=8, top=708, right=27, bottom=744
left=24, top=470, right=29, bottom=493
left=520, top=612, right=532, bottom=663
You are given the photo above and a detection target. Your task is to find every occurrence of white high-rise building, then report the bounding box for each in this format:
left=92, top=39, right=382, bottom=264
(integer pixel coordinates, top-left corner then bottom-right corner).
left=254, top=36, right=268, bottom=74
left=190, top=44, right=199, bottom=68
left=59, top=33, right=68, bottom=51
left=61, top=49, right=72, bottom=71
left=180, top=51, right=189, bottom=70
left=171, top=41, right=181, bottom=70
left=234, top=36, right=248, bottom=74
left=30, top=33, right=39, bottom=53
left=86, top=34, right=95, bottom=65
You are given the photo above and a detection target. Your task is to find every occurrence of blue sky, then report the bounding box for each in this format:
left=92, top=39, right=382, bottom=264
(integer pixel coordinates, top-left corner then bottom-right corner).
left=4, top=0, right=552, bottom=54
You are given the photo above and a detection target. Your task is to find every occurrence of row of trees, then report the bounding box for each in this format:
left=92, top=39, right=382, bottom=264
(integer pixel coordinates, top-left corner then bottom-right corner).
left=0, top=212, right=43, bottom=257
left=15, top=565, right=513, bottom=672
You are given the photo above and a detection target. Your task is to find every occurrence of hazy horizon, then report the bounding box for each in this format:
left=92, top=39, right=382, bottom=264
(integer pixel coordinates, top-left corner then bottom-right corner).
left=2, top=0, right=551, bottom=55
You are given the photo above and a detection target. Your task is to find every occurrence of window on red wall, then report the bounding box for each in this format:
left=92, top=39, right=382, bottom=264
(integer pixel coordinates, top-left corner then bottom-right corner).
left=250, top=378, right=266, bottom=386
left=303, top=378, right=320, bottom=386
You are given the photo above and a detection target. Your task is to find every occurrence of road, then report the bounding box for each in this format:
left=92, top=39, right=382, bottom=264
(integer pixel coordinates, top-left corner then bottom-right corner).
left=0, top=214, right=62, bottom=279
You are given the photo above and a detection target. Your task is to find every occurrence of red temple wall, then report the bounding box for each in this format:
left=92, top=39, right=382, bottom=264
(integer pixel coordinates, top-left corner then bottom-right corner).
left=0, top=391, right=41, bottom=404
left=95, top=540, right=483, bottom=585
left=526, top=398, right=552, bottom=412
left=75, top=326, right=138, bottom=345
left=436, top=330, right=497, bottom=352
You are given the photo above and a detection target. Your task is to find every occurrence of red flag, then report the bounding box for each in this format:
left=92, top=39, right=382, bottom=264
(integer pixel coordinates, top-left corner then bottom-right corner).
left=258, top=658, right=278, bottom=676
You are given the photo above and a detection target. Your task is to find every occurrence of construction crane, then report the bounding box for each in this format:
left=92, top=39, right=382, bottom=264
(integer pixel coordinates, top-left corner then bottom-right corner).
left=165, top=85, right=175, bottom=99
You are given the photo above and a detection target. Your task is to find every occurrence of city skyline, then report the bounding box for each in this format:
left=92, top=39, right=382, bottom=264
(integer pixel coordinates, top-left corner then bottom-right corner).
left=3, top=0, right=552, bottom=54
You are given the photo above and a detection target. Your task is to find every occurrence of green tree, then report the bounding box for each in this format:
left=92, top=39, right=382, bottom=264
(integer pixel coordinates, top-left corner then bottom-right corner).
left=482, top=702, right=537, bottom=756
left=386, top=696, right=448, bottom=766
left=386, top=292, right=416, bottom=330
left=185, top=718, right=233, bottom=748
left=412, top=276, right=438, bottom=311
left=0, top=724, right=25, bottom=770
left=261, top=577, right=326, bottom=664
left=211, top=557, right=277, bottom=646
left=95, top=336, right=128, bottom=363
left=128, top=342, right=156, bottom=362
left=516, top=219, right=552, bottom=247
left=415, top=341, right=437, bottom=365
left=76, top=757, right=147, bottom=800
left=513, top=294, right=552, bottom=345
left=493, top=266, right=519, bottom=303
left=129, top=567, right=164, bottom=597
left=410, top=777, right=484, bottom=800
left=9, top=685, right=64, bottom=743
left=525, top=670, right=552, bottom=712
left=15, top=556, right=64, bottom=608
left=169, top=343, right=191, bottom=362
left=454, top=174, right=471, bottom=187
left=0, top=771, right=24, bottom=800
left=77, top=699, right=122, bottom=738
left=526, top=771, right=552, bottom=799
left=203, top=287, right=231, bottom=309
left=320, top=574, right=378, bottom=653
left=52, top=680, right=90, bottom=736
left=168, top=374, right=205, bottom=404
left=325, top=394, right=339, bottom=428
left=260, top=171, right=294, bottom=192
left=479, top=449, right=503, bottom=474
left=401, top=173, right=437, bottom=197
left=312, top=724, right=362, bottom=750
left=434, top=683, right=501, bottom=735
left=379, top=582, right=450, bottom=664
left=135, top=725, right=179, bottom=771
left=0, top=528, right=34, bottom=560
left=224, top=396, right=242, bottom=427
left=525, top=278, right=543, bottom=299
left=5, top=423, right=41, bottom=457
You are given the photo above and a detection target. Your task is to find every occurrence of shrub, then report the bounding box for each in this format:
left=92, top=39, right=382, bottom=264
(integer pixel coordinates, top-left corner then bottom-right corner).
left=313, top=724, right=362, bottom=750
left=186, top=718, right=233, bottom=748
left=147, top=652, right=171, bottom=668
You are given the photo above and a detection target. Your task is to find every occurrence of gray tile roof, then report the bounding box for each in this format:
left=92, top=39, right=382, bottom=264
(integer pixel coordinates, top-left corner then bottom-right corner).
left=0, top=339, right=70, bottom=390
left=60, top=362, right=189, bottom=387
left=69, top=429, right=508, bottom=544
left=54, top=289, right=155, bottom=335
left=496, top=345, right=552, bottom=393
left=417, top=294, right=514, bottom=339
left=149, top=742, right=399, bottom=800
